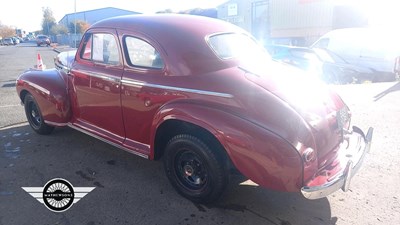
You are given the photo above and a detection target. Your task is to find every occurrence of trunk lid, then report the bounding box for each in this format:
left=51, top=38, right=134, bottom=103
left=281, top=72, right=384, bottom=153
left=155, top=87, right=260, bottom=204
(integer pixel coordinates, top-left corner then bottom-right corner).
left=243, top=61, right=349, bottom=164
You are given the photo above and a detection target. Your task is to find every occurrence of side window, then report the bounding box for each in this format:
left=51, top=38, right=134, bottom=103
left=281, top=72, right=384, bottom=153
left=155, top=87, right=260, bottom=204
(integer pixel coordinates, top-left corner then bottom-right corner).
left=124, top=36, right=164, bottom=69
left=80, top=33, right=120, bottom=65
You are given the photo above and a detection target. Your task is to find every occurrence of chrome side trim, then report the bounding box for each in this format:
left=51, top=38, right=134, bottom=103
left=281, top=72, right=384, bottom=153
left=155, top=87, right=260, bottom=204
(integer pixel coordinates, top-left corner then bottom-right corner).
left=68, top=123, right=149, bottom=159
left=77, top=69, right=121, bottom=83
left=44, top=120, right=68, bottom=127
left=26, top=81, right=51, bottom=95
left=121, top=79, right=233, bottom=98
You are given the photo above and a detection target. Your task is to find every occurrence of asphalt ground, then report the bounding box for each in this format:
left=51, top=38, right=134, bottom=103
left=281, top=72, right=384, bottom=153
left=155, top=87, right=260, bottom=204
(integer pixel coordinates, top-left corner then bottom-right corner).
left=0, top=42, right=399, bottom=225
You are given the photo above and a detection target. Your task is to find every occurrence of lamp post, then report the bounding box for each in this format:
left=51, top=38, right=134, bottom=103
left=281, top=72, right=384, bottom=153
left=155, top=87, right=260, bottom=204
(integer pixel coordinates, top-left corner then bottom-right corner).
left=74, top=0, right=77, bottom=47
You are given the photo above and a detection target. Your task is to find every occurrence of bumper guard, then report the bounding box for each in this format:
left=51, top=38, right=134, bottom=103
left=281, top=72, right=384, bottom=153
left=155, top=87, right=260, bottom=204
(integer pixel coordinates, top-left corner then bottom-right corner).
left=301, top=126, right=373, bottom=199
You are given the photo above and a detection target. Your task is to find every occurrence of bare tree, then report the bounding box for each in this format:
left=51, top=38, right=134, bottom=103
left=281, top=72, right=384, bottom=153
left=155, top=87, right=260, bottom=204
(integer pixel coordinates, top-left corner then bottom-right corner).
left=69, top=20, right=90, bottom=34
left=0, top=21, right=16, bottom=38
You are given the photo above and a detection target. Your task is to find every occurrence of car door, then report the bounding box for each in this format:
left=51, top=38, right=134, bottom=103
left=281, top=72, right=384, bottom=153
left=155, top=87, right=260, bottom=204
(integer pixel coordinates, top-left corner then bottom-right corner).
left=69, top=29, right=125, bottom=143
left=118, top=31, right=179, bottom=154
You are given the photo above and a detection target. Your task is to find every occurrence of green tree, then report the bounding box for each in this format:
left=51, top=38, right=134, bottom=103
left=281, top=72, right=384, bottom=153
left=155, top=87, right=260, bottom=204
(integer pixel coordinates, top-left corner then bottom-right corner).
left=69, top=20, right=90, bottom=34
left=41, top=7, right=56, bottom=35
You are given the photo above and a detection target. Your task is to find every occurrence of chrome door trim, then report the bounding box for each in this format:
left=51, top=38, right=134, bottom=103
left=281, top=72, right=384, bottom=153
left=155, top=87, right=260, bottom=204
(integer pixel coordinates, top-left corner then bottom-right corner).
left=76, top=69, right=121, bottom=83
left=121, top=79, right=233, bottom=98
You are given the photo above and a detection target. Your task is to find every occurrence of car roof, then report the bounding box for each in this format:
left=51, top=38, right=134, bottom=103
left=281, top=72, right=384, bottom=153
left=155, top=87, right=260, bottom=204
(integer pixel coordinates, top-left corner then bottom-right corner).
left=90, top=14, right=246, bottom=75
left=92, top=14, right=242, bottom=37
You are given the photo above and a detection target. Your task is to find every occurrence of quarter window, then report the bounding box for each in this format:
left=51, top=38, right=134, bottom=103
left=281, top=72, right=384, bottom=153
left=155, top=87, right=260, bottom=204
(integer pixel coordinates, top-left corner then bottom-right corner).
left=124, top=37, right=164, bottom=69
left=80, top=33, right=120, bottom=65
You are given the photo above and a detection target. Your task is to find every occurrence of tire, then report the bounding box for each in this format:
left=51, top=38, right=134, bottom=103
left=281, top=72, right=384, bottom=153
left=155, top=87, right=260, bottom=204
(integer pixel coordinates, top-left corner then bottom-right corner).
left=24, top=93, right=54, bottom=135
left=163, top=134, right=228, bottom=203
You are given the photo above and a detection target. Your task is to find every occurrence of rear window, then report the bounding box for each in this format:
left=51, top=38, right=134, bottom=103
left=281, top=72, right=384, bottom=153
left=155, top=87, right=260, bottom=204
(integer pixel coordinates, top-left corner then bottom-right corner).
left=124, top=36, right=164, bottom=69
left=207, top=33, right=270, bottom=61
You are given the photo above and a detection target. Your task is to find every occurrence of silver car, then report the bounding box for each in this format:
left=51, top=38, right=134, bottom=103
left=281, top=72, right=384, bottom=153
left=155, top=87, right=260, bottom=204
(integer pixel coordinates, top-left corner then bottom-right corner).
left=3, top=38, right=14, bottom=46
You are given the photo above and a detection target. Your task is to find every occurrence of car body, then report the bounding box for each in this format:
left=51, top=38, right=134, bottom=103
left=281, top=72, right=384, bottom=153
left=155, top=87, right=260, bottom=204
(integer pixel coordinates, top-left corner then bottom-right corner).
left=3, top=38, right=14, bottom=46
left=12, top=37, right=20, bottom=44
left=16, top=14, right=373, bottom=203
left=3, top=38, right=14, bottom=45
left=266, top=45, right=375, bottom=84
left=36, top=35, right=51, bottom=46
left=312, top=28, right=400, bottom=82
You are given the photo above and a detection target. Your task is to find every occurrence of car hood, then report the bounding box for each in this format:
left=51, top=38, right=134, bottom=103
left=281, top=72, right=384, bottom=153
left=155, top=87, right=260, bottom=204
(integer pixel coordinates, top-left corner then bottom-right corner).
left=242, top=61, right=348, bottom=161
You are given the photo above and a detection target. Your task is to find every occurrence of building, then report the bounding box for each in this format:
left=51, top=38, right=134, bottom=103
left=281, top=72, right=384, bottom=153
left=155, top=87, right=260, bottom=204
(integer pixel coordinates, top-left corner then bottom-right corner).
left=59, top=7, right=141, bottom=28
left=217, top=0, right=368, bottom=46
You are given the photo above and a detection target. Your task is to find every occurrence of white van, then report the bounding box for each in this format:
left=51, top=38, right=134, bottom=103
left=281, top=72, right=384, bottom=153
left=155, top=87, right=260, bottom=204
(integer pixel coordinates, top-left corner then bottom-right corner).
left=312, top=28, right=400, bottom=82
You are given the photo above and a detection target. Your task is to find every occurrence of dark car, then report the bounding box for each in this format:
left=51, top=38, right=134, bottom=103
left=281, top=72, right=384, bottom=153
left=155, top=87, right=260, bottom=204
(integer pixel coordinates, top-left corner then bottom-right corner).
left=36, top=35, right=51, bottom=46
left=266, top=45, right=374, bottom=84
left=312, top=28, right=399, bottom=82
left=16, top=14, right=372, bottom=203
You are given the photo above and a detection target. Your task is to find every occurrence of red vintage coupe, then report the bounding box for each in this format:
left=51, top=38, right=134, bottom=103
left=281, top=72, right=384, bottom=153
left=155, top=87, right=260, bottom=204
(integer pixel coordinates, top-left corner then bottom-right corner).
left=16, top=14, right=373, bottom=203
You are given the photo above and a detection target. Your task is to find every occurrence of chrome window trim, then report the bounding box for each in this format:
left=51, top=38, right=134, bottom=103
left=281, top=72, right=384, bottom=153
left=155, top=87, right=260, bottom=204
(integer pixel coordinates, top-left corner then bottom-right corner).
left=121, top=79, right=233, bottom=98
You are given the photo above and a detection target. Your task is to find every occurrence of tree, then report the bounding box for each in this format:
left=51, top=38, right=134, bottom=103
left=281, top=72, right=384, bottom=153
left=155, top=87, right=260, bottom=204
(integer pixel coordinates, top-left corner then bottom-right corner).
left=156, top=9, right=174, bottom=14
left=51, top=24, right=68, bottom=35
left=179, top=8, right=217, bottom=18
left=41, top=7, right=56, bottom=35
left=69, top=20, right=90, bottom=34
left=0, top=21, right=16, bottom=38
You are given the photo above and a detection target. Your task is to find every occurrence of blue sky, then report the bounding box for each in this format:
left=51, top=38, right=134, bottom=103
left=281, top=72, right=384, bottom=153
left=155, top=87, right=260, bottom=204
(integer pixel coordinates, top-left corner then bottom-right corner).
left=0, top=0, right=228, bottom=31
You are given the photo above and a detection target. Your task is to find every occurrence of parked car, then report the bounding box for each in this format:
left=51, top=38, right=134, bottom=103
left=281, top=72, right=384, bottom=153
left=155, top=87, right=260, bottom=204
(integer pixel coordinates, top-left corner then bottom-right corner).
left=3, top=38, right=14, bottom=46
left=11, top=37, right=19, bottom=45
left=312, top=28, right=400, bottom=82
left=266, top=45, right=374, bottom=84
left=16, top=14, right=373, bottom=203
left=36, top=35, right=51, bottom=46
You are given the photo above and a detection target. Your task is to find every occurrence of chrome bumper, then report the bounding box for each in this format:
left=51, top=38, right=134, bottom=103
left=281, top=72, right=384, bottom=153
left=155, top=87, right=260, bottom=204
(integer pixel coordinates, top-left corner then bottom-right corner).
left=301, top=126, right=373, bottom=199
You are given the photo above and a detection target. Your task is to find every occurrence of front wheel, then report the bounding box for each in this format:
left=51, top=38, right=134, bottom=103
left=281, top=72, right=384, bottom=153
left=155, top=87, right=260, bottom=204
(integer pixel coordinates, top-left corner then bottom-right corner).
left=24, top=93, right=54, bottom=135
left=163, top=134, right=228, bottom=203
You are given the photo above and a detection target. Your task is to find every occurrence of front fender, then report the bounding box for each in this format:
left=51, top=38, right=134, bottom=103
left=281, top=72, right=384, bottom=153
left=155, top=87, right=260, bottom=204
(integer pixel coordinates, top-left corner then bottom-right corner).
left=16, top=69, right=71, bottom=125
left=151, top=101, right=303, bottom=192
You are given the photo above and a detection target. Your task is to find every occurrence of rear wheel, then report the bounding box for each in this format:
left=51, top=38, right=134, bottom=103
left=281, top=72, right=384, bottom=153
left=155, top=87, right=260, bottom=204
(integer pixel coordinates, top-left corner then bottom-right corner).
left=163, top=134, right=228, bottom=203
left=24, top=93, right=54, bottom=135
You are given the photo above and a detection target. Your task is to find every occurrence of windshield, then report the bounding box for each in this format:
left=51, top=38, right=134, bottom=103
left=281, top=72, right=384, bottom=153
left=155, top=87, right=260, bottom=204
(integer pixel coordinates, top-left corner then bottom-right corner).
left=207, top=33, right=271, bottom=65
left=313, top=48, right=346, bottom=64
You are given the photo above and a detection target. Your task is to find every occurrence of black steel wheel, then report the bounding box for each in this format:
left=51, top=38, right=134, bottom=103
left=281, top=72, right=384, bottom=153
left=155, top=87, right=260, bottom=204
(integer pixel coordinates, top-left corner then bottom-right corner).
left=164, top=134, right=228, bottom=203
left=24, top=93, right=54, bottom=135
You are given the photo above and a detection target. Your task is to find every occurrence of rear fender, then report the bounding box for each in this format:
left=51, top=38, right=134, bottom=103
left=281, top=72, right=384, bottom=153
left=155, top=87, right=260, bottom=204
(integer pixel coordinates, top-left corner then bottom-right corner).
left=151, top=101, right=303, bottom=192
left=16, top=68, right=71, bottom=126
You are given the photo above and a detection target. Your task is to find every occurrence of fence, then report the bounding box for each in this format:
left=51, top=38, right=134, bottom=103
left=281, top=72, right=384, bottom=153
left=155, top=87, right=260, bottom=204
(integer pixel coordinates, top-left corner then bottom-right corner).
left=53, top=34, right=83, bottom=48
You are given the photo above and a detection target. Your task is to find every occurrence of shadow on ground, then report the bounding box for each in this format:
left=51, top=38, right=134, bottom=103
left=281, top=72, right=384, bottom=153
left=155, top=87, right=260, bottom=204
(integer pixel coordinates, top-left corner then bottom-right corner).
left=0, top=124, right=334, bottom=225
left=374, top=81, right=400, bottom=101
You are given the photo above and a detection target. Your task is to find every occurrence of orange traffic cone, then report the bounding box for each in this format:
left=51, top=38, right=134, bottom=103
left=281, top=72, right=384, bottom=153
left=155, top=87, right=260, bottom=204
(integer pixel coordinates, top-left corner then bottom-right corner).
left=36, top=53, right=46, bottom=70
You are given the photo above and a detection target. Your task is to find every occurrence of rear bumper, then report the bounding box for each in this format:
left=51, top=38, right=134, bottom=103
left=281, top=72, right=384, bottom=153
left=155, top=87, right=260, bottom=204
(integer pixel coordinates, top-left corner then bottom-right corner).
left=301, top=126, right=373, bottom=199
